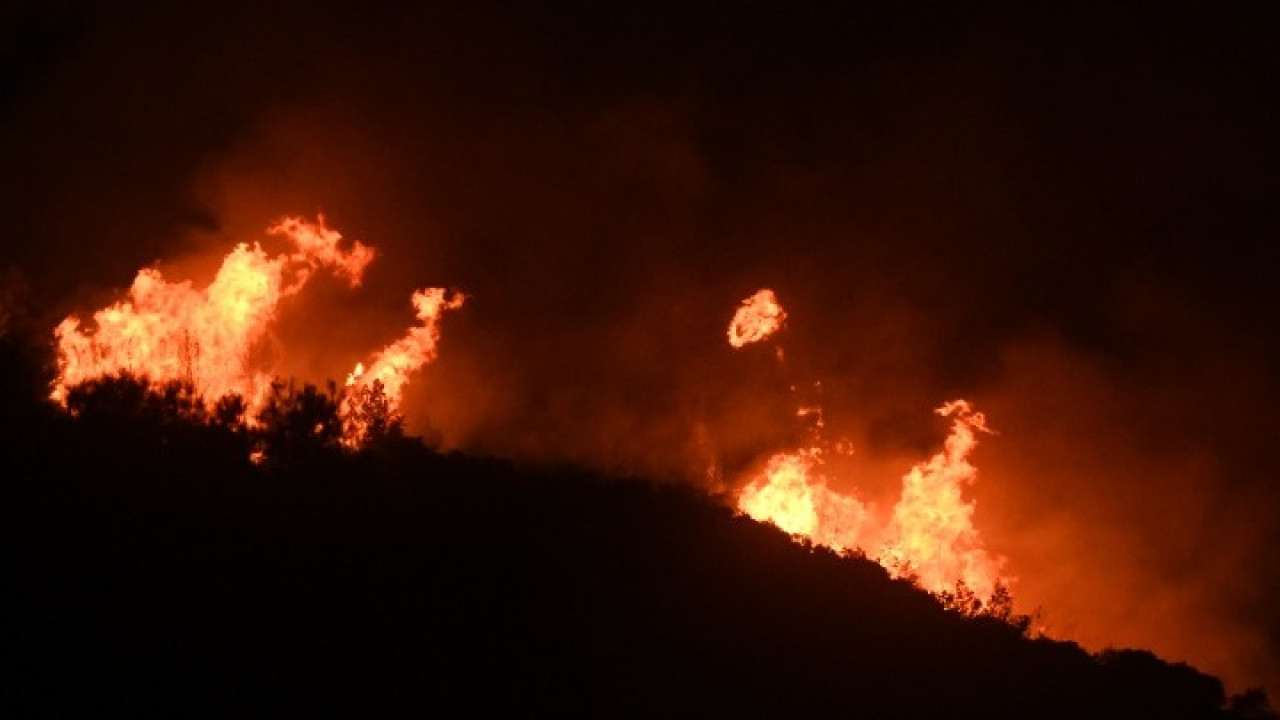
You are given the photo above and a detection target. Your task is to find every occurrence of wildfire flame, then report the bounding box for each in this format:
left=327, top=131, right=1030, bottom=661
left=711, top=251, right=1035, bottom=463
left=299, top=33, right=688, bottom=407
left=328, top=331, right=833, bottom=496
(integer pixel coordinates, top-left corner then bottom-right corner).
left=738, top=448, right=869, bottom=551
left=269, top=216, right=374, bottom=293
left=51, top=216, right=462, bottom=449
left=340, top=288, right=466, bottom=447
left=729, top=289, right=1006, bottom=604
left=728, top=288, right=787, bottom=348
left=876, top=401, right=1001, bottom=598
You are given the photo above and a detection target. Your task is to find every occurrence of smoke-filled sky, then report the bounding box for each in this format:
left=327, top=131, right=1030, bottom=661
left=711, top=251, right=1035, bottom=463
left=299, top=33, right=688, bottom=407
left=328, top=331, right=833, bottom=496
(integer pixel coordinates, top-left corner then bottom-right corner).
left=3, top=0, right=1278, bottom=696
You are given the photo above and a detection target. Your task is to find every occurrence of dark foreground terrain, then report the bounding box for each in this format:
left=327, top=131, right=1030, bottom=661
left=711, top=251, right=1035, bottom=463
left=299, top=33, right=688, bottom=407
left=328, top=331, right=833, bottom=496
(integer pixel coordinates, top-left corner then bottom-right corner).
left=0, top=338, right=1272, bottom=719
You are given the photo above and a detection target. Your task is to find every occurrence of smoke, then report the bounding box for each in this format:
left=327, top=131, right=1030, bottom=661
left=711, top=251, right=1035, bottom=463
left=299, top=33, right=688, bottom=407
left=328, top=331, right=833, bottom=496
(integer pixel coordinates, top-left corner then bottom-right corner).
left=4, top=0, right=1278, bottom=697
left=975, top=316, right=1280, bottom=694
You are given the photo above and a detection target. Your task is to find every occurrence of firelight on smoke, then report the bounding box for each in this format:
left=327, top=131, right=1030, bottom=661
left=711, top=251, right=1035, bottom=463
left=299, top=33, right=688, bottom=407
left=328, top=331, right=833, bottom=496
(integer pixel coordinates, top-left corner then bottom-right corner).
left=729, top=289, right=1006, bottom=603
left=50, top=216, right=463, bottom=448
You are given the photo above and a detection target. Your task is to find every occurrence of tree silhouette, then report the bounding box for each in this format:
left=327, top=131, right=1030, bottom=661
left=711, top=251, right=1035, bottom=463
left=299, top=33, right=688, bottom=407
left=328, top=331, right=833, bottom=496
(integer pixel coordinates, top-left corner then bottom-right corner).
left=340, top=378, right=405, bottom=448
left=251, top=378, right=344, bottom=470
left=212, top=392, right=249, bottom=430
left=64, top=373, right=202, bottom=437
left=1228, top=688, right=1277, bottom=720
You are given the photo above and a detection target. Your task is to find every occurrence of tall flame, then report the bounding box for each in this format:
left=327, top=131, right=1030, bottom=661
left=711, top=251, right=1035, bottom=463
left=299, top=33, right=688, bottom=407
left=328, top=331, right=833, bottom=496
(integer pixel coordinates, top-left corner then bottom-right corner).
left=340, top=288, right=465, bottom=447
left=51, top=216, right=460, bottom=450
left=877, top=400, right=1001, bottom=599
left=52, top=215, right=374, bottom=412
left=728, top=289, right=1006, bottom=604
left=728, top=288, right=787, bottom=348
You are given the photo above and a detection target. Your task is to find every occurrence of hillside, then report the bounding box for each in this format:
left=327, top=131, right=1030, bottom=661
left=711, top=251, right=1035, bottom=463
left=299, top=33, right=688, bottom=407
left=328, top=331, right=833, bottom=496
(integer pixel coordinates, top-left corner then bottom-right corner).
left=0, top=337, right=1270, bottom=718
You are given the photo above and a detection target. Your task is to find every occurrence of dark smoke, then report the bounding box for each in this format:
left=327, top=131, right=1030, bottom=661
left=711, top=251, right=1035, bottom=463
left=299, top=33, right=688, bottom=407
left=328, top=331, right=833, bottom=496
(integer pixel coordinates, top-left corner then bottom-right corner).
left=3, top=0, right=1277, bottom=696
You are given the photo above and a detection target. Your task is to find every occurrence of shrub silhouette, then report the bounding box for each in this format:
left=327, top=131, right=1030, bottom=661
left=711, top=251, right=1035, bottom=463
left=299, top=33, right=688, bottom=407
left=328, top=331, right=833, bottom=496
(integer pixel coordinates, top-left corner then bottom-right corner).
left=64, top=373, right=206, bottom=447
left=54, top=365, right=434, bottom=466
left=340, top=377, right=411, bottom=448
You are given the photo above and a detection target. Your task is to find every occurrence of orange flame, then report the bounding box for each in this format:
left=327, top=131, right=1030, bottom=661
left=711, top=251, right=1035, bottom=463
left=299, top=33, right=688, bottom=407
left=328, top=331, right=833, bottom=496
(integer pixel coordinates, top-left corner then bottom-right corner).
left=50, top=217, right=367, bottom=412
left=51, top=216, right=460, bottom=450
left=736, top=402, right=1004, bottom=602
left=876, top=400, right=1002, bottom=598
left=269, top=216, right=374, bottom=293
left=340, top=288, right=465, bottom=447
left=728, top=289, right=1005, bottom=604
left=728, top=288, right=787, bottom=348
left=738, top=448, right=869, bottom=552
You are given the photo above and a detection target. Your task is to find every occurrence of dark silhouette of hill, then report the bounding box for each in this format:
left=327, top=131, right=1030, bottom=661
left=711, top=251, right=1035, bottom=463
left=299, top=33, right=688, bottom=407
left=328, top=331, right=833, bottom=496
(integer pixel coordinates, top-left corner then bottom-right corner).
left=0, top=334, right=1274, bottom=719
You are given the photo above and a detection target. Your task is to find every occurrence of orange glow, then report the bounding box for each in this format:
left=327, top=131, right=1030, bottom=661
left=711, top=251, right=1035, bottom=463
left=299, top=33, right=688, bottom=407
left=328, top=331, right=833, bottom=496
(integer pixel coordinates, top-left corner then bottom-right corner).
left=268, top=216, right=373, bottom=293
left=738, top=448, right=869, bottom=552
left=736, top=402, right=1004, bottom=603
left=877, top=400, right=1003, bottom=599
left=727, top=291, right=1005, bottom=605
left=728, top=288, right=787, bottom=348
left=51, top=216, right=460, bottom=450
left=340, top=288, right=465, bottom=447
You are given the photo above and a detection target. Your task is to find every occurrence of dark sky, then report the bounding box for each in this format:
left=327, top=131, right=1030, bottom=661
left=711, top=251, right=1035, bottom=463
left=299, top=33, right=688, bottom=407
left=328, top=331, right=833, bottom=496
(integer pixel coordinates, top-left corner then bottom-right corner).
left=3, top=0, right=1278, bottom=696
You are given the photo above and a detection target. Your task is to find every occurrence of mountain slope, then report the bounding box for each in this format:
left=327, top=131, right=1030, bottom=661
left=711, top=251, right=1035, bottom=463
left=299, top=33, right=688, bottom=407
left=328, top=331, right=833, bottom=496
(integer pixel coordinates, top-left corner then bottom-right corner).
left=0, top=340, right=1266, bottom=718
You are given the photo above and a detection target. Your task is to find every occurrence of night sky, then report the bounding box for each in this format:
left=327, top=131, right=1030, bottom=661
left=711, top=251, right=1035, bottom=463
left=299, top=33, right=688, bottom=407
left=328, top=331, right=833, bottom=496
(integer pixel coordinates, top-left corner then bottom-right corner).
left=3, top=0, right=1278, bottom=696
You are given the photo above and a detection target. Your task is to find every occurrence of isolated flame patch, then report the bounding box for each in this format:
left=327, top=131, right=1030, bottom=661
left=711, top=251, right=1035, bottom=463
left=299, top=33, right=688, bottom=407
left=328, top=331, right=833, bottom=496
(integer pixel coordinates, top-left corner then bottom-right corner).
left=728, top=288, right=787, bottom=348
left=51, top=216, right=461, bottom=448
left=729, top=289, right=1006, bottom=603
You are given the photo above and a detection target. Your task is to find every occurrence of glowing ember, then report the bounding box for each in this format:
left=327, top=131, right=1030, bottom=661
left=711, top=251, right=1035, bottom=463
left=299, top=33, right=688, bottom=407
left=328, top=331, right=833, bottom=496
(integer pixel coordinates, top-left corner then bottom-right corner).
left=728, top=288, right=787, bottom=348
left=51, top=215, right=461, bottom=450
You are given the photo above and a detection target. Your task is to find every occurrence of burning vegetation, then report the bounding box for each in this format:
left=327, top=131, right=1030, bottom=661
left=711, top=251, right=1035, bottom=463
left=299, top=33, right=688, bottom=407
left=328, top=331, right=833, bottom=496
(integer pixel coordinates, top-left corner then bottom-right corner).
left=6, top=1, right=1278, bottom=707
left=50, top=216, right=464, bottom=452
left=729, top=289, right=1006, bottom=610
left=51, top=248, right=1004, bottom=611
left=15, top=230, right=1272, bottom=717
left=35, top=223, right=1278, bottom=710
